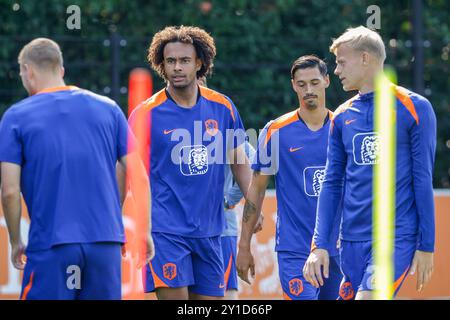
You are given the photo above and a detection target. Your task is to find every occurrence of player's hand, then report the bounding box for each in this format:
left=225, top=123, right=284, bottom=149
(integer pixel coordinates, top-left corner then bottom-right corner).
left=303, top=248, right=329, bottom=288
left=145, top=234, right=155, bottom=263
left=253, top=213, right=264, bottom=233
left=236, top=245, right=255, bottom=285
left=410, top=250, right=434, bottom=292
left=11, top=241, right=26, bottom=270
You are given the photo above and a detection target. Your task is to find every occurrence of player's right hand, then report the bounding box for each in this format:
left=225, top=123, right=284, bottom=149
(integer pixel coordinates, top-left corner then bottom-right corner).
left=252, top=213, right=264, bottom=233
left=303, top=248, right=329, bottom=288
left=236, top=246, right=255, bottom=285
left=11, top=241, right=26, bottom=270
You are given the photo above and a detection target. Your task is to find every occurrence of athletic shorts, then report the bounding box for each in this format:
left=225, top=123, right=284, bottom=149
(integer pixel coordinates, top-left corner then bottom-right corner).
left=144, top=232, right=225, bottom=297
left=338, top=236, right=417, bottom=300
left=318, top=254, right=342, bottom=300
left=20, top=242, right=122, bottom=300
left=221, top=236, right=238, bottom=291
left=278, top=251, right=342, bottom=300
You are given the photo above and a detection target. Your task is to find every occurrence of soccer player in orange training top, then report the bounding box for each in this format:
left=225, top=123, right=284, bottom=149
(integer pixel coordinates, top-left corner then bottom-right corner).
left=303, top=26, right=436, bottom=300
left=130, top=26, right=252, bottom=300
left=0, top=38, right=145, bottom=299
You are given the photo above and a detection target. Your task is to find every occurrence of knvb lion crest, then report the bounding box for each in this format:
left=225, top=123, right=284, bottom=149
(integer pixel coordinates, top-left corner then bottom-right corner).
left=312, top=169, right=325, bottom=196
left=205, top=119, right=219, bottom=136
left=289, top=278, right=304, bottom=296
left=180, top=145, right=209, bottom=176
left=339, top=281, right=355, bottom=300
left=361, top=135, right=380, bottom=164
left=352, top=132, right=380, bottom=165
left=163, top=263, right=177, bottom=281
left=303, top=166, right=326, bottom=197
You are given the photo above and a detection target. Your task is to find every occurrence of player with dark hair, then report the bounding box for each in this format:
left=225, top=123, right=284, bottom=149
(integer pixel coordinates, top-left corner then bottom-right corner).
left=237, top=55, right=342, bottom=300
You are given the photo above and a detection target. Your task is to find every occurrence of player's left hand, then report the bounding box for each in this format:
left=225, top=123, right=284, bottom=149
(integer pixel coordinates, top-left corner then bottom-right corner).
left=145, top=234, right=155, bottom=263
left=410, top=250, right=434, bottom=292
left=121, top=243, right=127, bottom=258
left=11, top=241, right=26, bottom=270
left=253, top=213, right=264, bottom=233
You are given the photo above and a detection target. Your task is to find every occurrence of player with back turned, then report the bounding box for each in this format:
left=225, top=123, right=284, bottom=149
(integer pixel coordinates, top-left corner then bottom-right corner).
left=0, top=38, right=146, bottom=299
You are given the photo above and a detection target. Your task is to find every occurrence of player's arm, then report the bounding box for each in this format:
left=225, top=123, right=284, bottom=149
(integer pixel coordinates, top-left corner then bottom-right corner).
left=304, top=116, right=346, bottom=288
left=121, top=105, right=154, bottom=262
left=227, top=142, right=263, bottom=232
left=236, top=170, right=270, bottom=284
left=116, top=162, right=126, bottom=207
left=409, top=97, right=437, bottom=291
left=229, top=143, right=251, bottom=199
left=1, top=162, right=26, bottom=270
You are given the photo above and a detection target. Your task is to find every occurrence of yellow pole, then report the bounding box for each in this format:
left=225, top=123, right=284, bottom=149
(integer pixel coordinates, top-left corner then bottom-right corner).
left=373, top=68, right=397, bottom=300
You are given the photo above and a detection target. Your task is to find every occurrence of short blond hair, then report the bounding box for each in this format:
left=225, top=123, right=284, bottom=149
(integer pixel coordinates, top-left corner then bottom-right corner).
left=18, top=38, right=63, bottom=72
left=330, top=26, right=386, bottom=62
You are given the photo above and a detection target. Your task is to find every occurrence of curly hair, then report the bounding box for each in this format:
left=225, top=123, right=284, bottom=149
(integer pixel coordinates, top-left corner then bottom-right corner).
left=148, top=25, right=216, bottom=80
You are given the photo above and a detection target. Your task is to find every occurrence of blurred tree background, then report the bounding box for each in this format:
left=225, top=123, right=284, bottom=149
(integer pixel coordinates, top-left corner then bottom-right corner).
left=0, top=0, right=449, bottom=187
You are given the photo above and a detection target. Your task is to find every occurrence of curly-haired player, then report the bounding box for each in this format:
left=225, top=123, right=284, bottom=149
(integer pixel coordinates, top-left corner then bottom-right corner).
left=130, top=26, right=252, bottom=300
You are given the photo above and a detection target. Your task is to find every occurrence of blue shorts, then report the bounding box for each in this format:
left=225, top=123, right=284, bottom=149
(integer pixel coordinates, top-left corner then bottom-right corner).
left=221, top=236, right=238, bottom=291
left=20, top=242, right=122, bottom=300
left=144, top=232, right=225, bottom=297
left=318, top=254, right=342, bottom=300
left=278, top=252, right=342, bottom=300
left=338, top=236, right=416, bottom=300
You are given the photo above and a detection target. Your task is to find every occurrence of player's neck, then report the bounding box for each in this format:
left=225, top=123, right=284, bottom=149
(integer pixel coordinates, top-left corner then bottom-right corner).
left=358, top=80, right=375, bottom=95
left=33, top=77, right=66, bottom=95
left=358, top=65, right=383, bottom=95
left=297, top=106, right=329, bottom=130
left=166, top=82, right=199, bottom=108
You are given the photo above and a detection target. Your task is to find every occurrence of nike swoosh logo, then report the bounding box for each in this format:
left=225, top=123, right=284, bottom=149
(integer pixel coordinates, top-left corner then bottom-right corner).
left=345, top=119, right=357, bottom=125
left=289, top=147, right=303, bottom=152
left=163, top=129, right=176, bottom=135
left=219, top=283, right=225, bottom=288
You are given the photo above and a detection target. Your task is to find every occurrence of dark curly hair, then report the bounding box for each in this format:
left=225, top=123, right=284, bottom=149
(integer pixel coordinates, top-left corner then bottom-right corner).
left=148, top=25, right=216, bottom=80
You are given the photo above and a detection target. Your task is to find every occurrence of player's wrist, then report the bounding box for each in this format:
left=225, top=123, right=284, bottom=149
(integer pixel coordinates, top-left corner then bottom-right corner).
left=9, top=237, right=23, bottom=247
left=238, top=241, right=252, bottom=251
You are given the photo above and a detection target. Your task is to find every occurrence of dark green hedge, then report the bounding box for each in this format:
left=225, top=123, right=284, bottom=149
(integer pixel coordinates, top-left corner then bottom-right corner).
left=0, top=0, right=448, bottom=187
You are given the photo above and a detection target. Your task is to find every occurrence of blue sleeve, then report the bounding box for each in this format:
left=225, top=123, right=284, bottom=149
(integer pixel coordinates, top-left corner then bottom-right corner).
left=0, top=108, right=22, bottom=165
left=227, top=141, right=256, bottom=206
left=313, top=117, right=346, bottom=251
left=410, top=96, right=437, bottom=252
left=252, top=121, right=278, bottom=175
left=115, top=105, right=129, bottom=159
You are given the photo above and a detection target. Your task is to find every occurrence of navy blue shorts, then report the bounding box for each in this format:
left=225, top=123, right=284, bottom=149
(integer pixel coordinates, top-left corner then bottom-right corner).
left=278, top=252, right=342, bottom=300
left=143, top=232, right=225, bottom=297
left=338, top=237, right=416, bottom=300
left=221, top=236, right=238, bottom=291
left=21, top=242, right=122, bottom=300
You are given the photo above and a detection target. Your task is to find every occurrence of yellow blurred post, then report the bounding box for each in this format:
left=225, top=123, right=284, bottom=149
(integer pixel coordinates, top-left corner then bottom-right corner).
left=373, top=68, right=397, bottom=300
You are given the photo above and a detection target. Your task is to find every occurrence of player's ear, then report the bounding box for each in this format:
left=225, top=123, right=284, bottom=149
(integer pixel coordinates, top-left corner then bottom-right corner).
left=195, top=58, right=202, bottom=72
left=26, top=63, right=37, bottom=82
left=23, top=63, right=32, bottom=78
left=324, top=74, right=330, bottom=88
left=291, top=78, right=296, bottom=91
left=60, top=66, right=65, bottom=78
left=362, top=52, right=370, bottom=66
